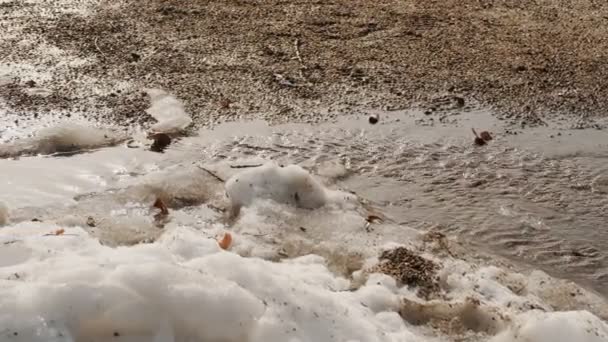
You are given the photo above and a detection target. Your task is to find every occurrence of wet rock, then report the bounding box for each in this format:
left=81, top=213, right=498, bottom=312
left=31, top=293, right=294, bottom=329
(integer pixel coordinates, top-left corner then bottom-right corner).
left=368, top=114, right=379, bottom=124
left=130, top=52, right=141, bottom=62
left=86, top=216, right=96, bottom=227
left=514, top=65, right=527, bottom=72
left=149, top=133, right=171, bottom=153
left=474, top=137, right=486, bottom=146
left=479, top=131, right=492, bottom=141
left=454, top=96, right=465, bottom=108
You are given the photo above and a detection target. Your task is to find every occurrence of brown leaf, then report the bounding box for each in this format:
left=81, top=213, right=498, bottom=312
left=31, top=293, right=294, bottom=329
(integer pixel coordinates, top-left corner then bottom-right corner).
left=479, top=131, right=493, bottom=141
left=474, top=137, right=487, bottom=146
left=54, top=229, right=65, bottom=236
left=153, top=198, right=169, bottom=215
left=218, top=232, right=233, bottom=250
left=366, top=214, right=383, bottom=223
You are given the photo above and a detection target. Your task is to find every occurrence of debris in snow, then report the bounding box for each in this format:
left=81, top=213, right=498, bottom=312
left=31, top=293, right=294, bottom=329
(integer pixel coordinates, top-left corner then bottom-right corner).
left=370, top=247, right=440, bottom=299
left=44, top=228, right=65, bottom=236
left=0, top=202, right=8, bottom=226
left=218, top=232, right=233, bottom=250
left=145, top=89, right=192, bottom=134
left=149, top=132, right=172, bottom=153
left=472, top=128, right=492, bottom=146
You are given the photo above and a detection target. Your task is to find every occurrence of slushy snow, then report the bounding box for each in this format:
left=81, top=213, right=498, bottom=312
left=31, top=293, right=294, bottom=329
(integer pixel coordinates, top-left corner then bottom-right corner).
left=0, top=162, right=607, bottom=342
left=225, top=162, right=356, bottom=210
left=145, top=89, right=192, bottom=134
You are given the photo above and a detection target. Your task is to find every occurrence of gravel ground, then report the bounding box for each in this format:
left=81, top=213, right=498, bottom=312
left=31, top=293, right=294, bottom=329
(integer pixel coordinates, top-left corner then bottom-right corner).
left=1, top=0, right=608, bottom=129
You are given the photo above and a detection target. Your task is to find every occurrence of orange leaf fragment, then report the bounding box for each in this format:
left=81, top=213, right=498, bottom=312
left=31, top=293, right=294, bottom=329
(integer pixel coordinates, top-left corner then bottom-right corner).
left=54, top=229, right=65, bottom=236
left=153, top=198, right=169, bottom=215
left=218, top=232, right=233, bottom=250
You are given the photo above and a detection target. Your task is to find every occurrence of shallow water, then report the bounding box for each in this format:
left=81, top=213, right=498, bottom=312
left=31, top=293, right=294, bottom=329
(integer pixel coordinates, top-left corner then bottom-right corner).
left=1, top=108, right=608, bottom=341
left=184, top=110, right=608, bottom=296
left=2, top=110, right=608, bottom=294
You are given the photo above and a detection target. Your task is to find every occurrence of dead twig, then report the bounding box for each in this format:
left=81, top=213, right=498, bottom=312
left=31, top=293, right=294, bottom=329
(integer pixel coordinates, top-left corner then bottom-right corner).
left=293, top=38, right=307, bottom=79
left=294, top=38, right=304, bottom=65
left=94, top=37, right=107, bottom=59
left=196, top=164, right=225, bottom=182
left=230, top=164, right=263, bottom=169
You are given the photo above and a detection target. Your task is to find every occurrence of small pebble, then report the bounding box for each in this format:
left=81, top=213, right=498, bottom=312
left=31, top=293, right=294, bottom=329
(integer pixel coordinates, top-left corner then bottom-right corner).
left=368, top=114, right=379, bottom=124
left=150, top=133, right=172, bottom=153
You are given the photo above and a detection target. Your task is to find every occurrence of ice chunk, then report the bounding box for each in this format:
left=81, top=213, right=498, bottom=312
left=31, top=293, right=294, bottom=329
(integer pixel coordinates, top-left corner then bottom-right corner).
left=491, top=310, right=608, bottom=342
left=225, top=163, right=329, bottom=209
left=0, top=123, right=125, bottom=158
left=145, top=89, right=192, bottom=134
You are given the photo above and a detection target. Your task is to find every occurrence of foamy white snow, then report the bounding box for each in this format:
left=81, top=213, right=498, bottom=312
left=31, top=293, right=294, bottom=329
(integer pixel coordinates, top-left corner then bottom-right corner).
left=0, top=122, right=126, bottom=157
left=0, top=163, right=607, bottom=342
left=145, top=89, right=192, bottom=134
left=225, top=162, right=356, bottom=210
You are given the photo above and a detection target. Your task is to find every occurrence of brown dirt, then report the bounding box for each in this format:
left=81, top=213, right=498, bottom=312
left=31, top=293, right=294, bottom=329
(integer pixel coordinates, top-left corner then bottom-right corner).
left=369, top=246, right=440, bottom=299
left=2, top=0, right=608, bottom=128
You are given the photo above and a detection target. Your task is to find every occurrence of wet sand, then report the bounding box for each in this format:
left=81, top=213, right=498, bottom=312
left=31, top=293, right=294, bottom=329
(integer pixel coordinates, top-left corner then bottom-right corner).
left=1, top=0, right=608, bottom=130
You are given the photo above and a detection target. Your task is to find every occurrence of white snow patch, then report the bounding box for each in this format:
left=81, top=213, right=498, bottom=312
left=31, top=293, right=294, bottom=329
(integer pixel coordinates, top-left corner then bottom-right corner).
left=225, top=162, right=356, bottom=210
left=491, top=310, right=608, bottom=342
left=0, top=223, right=421, bottom=342
left=145, top=89, right=192, bottom=134
left=0, top=123, right=126, bottom=157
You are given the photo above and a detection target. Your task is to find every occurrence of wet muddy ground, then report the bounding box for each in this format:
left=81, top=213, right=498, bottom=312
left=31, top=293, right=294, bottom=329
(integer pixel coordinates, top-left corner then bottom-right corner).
left=1, top=0, right=608, bottom=130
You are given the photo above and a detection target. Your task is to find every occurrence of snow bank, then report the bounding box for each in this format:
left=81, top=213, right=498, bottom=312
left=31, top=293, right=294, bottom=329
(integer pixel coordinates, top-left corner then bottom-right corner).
left=1, top=158, right=607, bottom=342
left=1, top=220, right=607, bottom=341
left=0, top=223, right=418, bottom=342
left=145, top=89, right=192, bottom=134
left=491, top=310, right=608, bottom=342
left=0, top=123, right=126, bottom=158
left=225, top=162, right=356, bottom=210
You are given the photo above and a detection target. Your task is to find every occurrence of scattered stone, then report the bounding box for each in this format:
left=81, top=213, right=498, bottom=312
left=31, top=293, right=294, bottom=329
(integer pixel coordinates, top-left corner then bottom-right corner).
left=514, top=65, right=527, bottom=72
left=149, top=133, right=171, bottom=153
left=130, top=52, right=141, bottom=62
left=474, top=136, right=486, bottom=146
left=472, top=128, right=492, bottom=146
left=86, top=216, right=96, bottom=227
left=4, top=0, right=608, bottom=129
left=368, top=114, right=379, bottom=124
left=454, top=96, right=465, bottom=108
left=479, top=131, right=492, bottom=141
